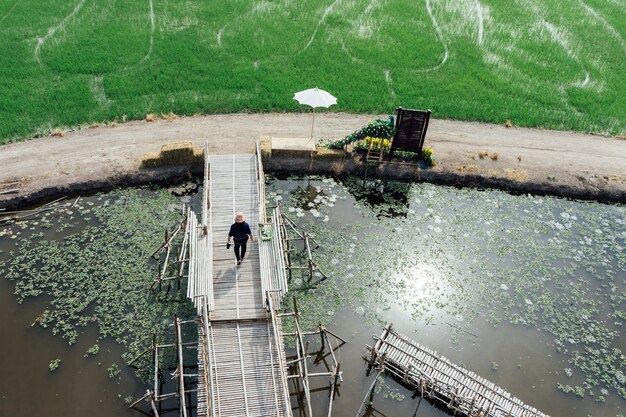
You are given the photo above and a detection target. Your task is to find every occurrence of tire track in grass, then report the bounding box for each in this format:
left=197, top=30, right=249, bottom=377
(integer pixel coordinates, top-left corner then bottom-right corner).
left=524, top=0, right=591, bottom=110
left=299, top=0, right=342, bottom=53
left=421, top=0, right=449, bottom=72
left=475, top=0, right=484, bottom=46
left=90, top=74, right=110, bottom=106
left=384, top=69, right=396, bottom=104
left=212, top=1, right=282, bottom=49
left=603, top=0, right=626, bottom=9
left=338, top=0, right=449, bottom=72
left=0, top=0, right=22, bottom=25
left=34, top=0, right=86, bottom=66
left=337, top=0, right=375, bottom=63
left=339, top=38, right=363, bottom=63
left=216, top=27, right=224, bottom=47
left=578, top=0, right=626, bottom=53
left=140, top=0, right=155, bottom=63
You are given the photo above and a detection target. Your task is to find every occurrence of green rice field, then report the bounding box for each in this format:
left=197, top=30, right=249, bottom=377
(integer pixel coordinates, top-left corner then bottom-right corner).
left=0, top=0, right=624, bottom=143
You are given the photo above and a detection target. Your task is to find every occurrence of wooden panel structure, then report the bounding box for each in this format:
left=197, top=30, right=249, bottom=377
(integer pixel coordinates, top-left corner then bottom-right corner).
left=389, top=107, right=431, bottom=157
left=369, top=324, right=549, bottom=417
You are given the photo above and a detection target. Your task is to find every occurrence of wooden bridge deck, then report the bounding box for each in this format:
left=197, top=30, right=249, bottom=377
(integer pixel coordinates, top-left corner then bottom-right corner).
left=195, top=154, right=291, bottom=417
left=370, top=325, right=549, bottom=417
left=209, top=154, right=265, bottom=320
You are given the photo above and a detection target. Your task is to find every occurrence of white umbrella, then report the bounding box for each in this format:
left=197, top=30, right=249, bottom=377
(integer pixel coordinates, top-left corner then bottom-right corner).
left=293, top=87, right=337, bottom=140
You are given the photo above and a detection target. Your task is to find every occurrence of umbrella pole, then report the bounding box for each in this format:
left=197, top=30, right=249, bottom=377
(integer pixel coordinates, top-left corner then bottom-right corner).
left=310, top=107, right=316, bottom=141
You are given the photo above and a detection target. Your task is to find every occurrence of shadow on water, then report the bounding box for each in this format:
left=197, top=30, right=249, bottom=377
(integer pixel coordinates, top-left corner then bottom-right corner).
left=340, top=177, right=411, bottom=218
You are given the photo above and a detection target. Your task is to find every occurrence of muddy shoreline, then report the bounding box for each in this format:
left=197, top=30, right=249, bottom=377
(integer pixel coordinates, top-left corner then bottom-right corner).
left=1, top=152, right=623, bottom=212
left=0, top=113, right=624, bottom=210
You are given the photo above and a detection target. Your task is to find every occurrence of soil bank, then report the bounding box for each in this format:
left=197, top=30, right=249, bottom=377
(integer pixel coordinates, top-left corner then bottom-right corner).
left=0, top=113, right=625, bottom=210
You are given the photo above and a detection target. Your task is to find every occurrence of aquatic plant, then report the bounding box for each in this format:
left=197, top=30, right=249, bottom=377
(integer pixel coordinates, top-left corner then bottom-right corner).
left=49, top=358, right=61, bottom=371
left=268, top=176, right=626, bottom=402
left=0, top=189, right=195, bottom=381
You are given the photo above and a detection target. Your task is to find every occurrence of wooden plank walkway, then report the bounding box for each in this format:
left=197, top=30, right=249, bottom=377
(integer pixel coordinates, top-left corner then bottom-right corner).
left=370, top=324, right=549, bottom=417
left=195, top=154, right=291, bottom=417
left=210, top=154, right=265, bottom=320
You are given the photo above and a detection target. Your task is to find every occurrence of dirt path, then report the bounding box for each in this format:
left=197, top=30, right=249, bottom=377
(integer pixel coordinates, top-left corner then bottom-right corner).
left=0, top=112, right=624, bottom=208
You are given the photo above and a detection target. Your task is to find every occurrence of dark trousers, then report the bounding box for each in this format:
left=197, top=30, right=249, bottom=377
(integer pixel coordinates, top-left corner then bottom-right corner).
left=234, top=238, right=247, bottom=261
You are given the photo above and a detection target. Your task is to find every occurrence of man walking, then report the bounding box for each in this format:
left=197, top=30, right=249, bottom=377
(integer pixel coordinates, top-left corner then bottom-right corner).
left=227, top=212, right=253, bottom=265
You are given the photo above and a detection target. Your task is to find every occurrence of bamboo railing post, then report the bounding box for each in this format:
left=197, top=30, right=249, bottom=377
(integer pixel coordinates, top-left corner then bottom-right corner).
left=174, top=316, right=188, bottom=417
left=327, top=362, right=340, bottom=417
left=149, top=390, right=160, bottom=417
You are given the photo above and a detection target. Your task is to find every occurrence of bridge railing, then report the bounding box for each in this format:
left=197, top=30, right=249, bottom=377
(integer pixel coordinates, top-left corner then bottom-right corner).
left=255, top=140, right=267, bottom=224
left=272, top=207, right=288, bottom=297
left=259, top=207, right=289, bottom=309
left=187, top=143, right=214, bottom=313
left=267, top=292, right=292, bottom=416
left=200, top=296, right=216, bottom=417
left=201, top=141, right=211, bottom=228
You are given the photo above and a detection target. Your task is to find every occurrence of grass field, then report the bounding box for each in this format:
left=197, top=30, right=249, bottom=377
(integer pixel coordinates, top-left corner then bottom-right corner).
left=0, top=0, right=624, bottom=143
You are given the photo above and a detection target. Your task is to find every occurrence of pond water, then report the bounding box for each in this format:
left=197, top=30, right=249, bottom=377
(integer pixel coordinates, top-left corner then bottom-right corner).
left=271, top=176, right=625, bottom=417
left=0, top=189, right=193, bottom=417
left=0, top=179, right=624, bottom=417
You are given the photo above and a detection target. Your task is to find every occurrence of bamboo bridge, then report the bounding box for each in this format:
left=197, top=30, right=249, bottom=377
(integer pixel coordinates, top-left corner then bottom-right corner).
left=132, top=144, right=342, bottom=417
left=363, top=324, right=549, bottom=417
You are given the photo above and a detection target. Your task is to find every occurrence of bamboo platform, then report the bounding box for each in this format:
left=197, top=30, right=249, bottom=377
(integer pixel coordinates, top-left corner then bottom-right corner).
left=368, top=324, right=549, bottom=417
left=198, top=318, right=290, bottom=417
left=208, top=154, right=265, bottom=320
left=195, top=154, right=291, bottom=417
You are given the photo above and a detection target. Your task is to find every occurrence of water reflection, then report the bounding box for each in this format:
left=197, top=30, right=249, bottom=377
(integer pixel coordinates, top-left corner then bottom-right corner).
left=395, top=262, right=452, bottom=305
left=272, top=176, right=626, bottom=417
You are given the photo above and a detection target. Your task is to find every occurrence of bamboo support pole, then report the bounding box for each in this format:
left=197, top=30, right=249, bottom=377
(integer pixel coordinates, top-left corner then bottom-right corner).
left=153, top=335, right=159, bottom=400
left=128, top=345, right=152, bottom=369
left=321, top=329, right=343, bottom=383
left=201, top=298, right=215, bottom=417
left=148, top=390, right=160, bottom=417
left=322, top=326, right=347, bottom=344
left=327, top=363, right=338, bottom=417
left=0, top=196, right=67, bottom=223
left=356, top=368, right=383, bottom=417
left=268, top=294, right=292, bottom=416
left=128, top=390, right=151, bottom=409
left=174, top=317, right=188, bottom=417
left=292, top=299, right=313, bottom=417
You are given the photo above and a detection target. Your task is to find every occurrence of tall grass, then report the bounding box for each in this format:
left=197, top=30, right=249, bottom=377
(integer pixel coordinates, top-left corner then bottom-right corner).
left=0, top=0, right=624, bottom=144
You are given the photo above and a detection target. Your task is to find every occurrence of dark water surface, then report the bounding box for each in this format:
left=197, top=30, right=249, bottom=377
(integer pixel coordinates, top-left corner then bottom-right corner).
left=272, top=177, right=625, bottom=417
left=0, top=276, right=144, bottom=416
left=0, top=190, right=186, bottom=417
left=1, top=180, right=624, bottom=417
